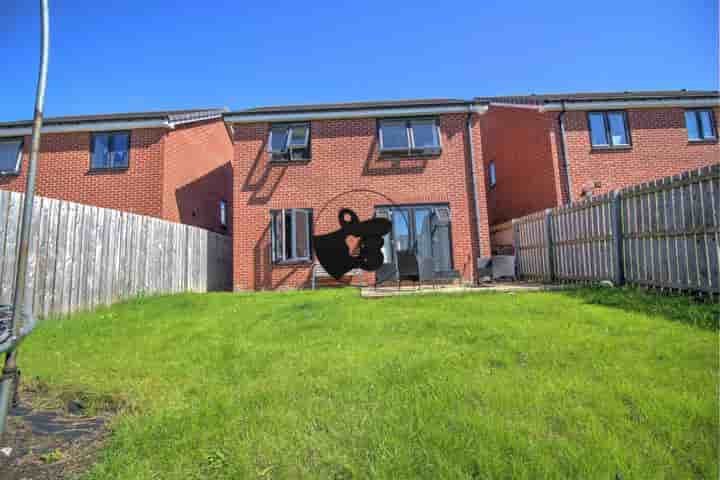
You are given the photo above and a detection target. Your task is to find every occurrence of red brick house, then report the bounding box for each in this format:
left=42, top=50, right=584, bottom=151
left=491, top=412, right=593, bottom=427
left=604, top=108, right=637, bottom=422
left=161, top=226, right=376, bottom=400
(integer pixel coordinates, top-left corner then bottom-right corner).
left=0, top=109, right=233, bottom=234
left=224, top=99, right=491, bottom=291
left=476, top=90, right=720, bottom=229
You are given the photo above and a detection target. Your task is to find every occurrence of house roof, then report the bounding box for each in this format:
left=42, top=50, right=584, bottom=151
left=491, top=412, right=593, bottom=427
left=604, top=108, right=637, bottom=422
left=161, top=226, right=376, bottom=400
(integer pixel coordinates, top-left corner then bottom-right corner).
left=474, top=90, right=720, bottom=106
left=0, top=108, right=228, bottom=129
left=230, top=98, right=472, bottom=116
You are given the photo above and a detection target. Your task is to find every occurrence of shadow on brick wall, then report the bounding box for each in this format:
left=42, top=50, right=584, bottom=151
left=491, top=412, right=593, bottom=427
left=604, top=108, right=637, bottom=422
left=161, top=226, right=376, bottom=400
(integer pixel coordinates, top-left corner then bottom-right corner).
left=175, top=162, right=232, bottom=234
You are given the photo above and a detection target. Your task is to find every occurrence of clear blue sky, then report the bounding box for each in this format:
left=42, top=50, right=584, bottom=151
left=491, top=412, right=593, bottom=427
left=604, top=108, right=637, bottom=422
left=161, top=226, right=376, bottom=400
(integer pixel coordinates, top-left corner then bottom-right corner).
left=1, top=0, right=717, bottom=120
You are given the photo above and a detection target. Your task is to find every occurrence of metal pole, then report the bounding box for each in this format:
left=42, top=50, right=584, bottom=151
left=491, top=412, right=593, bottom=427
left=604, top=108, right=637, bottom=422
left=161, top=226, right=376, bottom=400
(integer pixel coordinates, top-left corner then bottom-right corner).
left=0, top=0, right=49, bottom=437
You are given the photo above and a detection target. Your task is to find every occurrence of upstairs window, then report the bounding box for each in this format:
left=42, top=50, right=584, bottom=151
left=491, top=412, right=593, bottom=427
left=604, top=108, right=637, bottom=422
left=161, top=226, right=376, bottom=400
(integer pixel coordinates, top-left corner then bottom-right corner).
left=268, top=123, right=310, bottom=161
left=488, top=161, right=497, bottom=188
left=378, top=118, right=441, bottom=155
left=270, top=208, right=312, bottom=263
left=685, top=109, right=716, bottom=141
left=219, top=199, right=227, bottom=228
left=0, top=138, right=23, bottom=175
left=91, top=132, right=130, bottom=170
left=588, top=111, right=630, bottom=148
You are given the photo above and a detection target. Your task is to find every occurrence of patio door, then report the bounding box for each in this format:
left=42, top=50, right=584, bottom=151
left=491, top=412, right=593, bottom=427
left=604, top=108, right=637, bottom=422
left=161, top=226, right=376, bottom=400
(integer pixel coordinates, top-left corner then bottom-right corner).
left=375, top=205, right=453, bottom=283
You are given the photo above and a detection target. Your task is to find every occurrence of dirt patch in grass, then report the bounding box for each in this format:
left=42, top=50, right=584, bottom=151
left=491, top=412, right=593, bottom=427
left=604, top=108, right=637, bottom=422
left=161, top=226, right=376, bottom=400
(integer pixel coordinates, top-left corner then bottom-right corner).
left=0, top=379, right=124, bottom=480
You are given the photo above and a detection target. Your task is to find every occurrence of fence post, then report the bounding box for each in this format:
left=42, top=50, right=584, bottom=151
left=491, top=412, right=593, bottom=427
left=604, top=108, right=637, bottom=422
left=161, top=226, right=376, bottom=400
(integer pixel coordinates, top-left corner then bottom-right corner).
left=610, top=190, right=625, bottom=286
left=545, top=208, right=556, bottom=282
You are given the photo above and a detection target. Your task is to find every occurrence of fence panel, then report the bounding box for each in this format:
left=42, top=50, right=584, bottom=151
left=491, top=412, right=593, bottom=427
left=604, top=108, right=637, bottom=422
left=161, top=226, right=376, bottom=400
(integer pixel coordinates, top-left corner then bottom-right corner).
left=512, top=164, right=719, bottom=293
left=551, top=194, right=614, bottom=283
left=0, top=192, right=232, bottom=319
left=512, top=210, right=551, bottom=282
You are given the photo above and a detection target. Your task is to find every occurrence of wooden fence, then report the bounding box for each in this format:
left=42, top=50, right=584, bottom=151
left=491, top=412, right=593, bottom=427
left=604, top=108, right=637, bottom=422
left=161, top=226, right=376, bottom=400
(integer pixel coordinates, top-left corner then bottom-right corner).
left=0, top=191, right=232, bottom=319
left=512, top=164, right=720, bottom=293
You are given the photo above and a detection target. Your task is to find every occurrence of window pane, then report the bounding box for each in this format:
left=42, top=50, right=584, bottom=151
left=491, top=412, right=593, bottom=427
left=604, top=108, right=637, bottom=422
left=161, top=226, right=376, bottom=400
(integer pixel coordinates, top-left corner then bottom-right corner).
left=109, top=133, right=129, bottom=168
left=271, top=211, right=283, bottom=262
left=699, top=111, right=715, bottom=138
left=284, top=210, right=293, bottom=259
left=489, top=161, right=496, bottom=186
left=392, top=209, right=410, bottom=251
left=607, top=112, right=628, bottom=145
left=294, top=210, right=309, bottom=259
left=588, top=113, right=608, bottom=146
left=685, top=111, right=700, bottom=140
left=288, top=126, right=308, bottom=147
left=220, top=200, right=227, bottom=226
left=0, top=140, right=22, bottom=172
left=380, top=121, right=408, bottom=150
left=410, top=120, right=438, bottom=148
left=91, top=134, right=110, bottom=168
left=270, top=127, right=288, bottom=152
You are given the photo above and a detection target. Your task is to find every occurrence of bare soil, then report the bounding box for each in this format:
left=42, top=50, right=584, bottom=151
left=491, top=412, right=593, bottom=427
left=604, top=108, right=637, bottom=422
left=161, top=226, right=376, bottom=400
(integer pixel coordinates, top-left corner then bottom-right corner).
left=0, top=380, right=117, bottom=480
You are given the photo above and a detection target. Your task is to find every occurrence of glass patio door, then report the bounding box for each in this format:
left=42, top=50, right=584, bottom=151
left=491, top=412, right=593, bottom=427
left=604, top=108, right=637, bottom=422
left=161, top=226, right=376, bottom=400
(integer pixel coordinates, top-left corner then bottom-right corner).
left=375, top=205, right=453, bottom=282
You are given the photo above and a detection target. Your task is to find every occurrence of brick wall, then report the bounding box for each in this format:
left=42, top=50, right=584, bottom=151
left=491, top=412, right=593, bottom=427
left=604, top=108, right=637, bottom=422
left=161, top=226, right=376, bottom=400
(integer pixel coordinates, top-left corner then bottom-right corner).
left=163, top=119, right=234, bottom=234
left=562, top=107, right=720, bottom=200
left=479, top=106, right=560, bottom=225
left=0, top=129, right=165, bottom=217
left=231, top=113, right=491, bottom=291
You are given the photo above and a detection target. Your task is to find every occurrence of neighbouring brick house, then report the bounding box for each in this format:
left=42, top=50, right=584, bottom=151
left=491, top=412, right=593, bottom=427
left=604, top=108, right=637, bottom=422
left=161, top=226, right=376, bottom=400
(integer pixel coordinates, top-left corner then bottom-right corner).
left=0, top=109, right=233, bottom=234
left=225, top=99, right=491, bottom=291
left=475, top=90, right=720, bottom=251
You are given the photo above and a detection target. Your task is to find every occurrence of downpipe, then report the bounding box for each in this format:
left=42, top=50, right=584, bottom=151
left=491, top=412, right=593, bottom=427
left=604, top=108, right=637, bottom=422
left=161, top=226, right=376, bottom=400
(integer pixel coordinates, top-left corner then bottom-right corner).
left=0, top=0, right=49, bottom=436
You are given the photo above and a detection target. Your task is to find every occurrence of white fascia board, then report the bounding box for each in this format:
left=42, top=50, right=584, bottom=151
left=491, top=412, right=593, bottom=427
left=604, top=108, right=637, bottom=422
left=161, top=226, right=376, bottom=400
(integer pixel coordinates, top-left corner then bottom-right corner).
left=225, top=104, right=488, bottom=124
left=541, top=97, right=720, bottom=112
left=0, top=119, right=173, bottom=137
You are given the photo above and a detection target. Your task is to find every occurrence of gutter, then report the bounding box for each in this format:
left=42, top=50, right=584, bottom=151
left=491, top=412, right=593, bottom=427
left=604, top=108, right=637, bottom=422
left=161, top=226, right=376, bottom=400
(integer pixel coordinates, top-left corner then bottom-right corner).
left=225, top=104, right=488, bottom=124
left=0, top=119, right=174, bottom=137
left=541, top=97, right=720, bottom=112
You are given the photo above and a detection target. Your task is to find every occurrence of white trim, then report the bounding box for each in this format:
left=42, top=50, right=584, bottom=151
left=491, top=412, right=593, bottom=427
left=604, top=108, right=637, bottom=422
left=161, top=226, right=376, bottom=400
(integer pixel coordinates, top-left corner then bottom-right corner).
left=225, top=104, right=488, bottom=124
left=541, top=97, right=720, bottom=112
left=488, top=102, right=542, bottom=110
left=0, top=119, right=173, bottom=137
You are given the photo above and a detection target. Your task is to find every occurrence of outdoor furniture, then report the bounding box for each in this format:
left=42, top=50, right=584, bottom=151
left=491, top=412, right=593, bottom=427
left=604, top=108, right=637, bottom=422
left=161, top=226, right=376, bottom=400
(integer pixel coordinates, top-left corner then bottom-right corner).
left=396, top=250, right=419, bottom=288
left=491, top=255, right=516, bottom=280
left=417, top=256, right=437, bottom=288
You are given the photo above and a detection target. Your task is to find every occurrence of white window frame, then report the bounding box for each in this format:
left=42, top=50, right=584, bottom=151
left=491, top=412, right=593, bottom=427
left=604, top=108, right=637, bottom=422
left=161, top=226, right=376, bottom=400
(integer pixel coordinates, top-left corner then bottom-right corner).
left=0, top=138, right=23, bottom=175
left=268, top=123, right=310, bottom=160
left=270, top=208, right=312, bottom=263
left=378, top=117, right=441, bottom=154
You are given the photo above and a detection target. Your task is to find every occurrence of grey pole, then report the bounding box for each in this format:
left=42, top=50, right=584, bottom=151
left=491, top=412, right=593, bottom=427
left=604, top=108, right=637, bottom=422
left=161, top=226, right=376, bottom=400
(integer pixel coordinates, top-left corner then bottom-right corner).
left=0, top=0, right=49, bottom=436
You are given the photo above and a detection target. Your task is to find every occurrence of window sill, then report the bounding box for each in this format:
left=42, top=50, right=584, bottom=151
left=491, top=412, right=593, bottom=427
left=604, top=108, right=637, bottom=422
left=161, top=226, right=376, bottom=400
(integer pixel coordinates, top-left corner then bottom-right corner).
left=272, top=260, right=313, bottom=267
left=87, top=167, right=129, bottom=175
left=0, top=172, right=20, bottom=177
left=269, top=158, right=311, bottom=166
left=379, top=150, right=442, bottom=160
left=590, top=146, right=632, bottom=153
left=687, top=139, right=718, bottom=145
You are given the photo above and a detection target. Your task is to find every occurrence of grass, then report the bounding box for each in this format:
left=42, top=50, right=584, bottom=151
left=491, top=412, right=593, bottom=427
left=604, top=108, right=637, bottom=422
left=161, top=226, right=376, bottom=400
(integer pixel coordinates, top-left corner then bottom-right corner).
left=19, top=287, right=719, bottom=479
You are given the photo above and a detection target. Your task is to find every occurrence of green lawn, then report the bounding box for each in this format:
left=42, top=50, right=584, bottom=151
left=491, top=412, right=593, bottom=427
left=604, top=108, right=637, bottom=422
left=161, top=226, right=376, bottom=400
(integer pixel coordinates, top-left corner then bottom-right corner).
left=19, top=287, right=719, bottom=479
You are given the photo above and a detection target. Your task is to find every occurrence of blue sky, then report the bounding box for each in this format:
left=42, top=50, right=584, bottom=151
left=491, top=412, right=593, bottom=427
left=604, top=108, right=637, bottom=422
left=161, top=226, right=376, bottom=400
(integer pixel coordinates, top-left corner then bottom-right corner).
left=1, top=0, right=717, bottom=120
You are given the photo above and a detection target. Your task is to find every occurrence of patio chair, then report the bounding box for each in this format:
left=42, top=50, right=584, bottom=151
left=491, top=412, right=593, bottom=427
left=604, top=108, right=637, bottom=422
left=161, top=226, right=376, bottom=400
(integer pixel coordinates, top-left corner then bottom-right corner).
left=396, top=250, right=419, bottom=289
left=417, top=256, right=437, bottom=288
